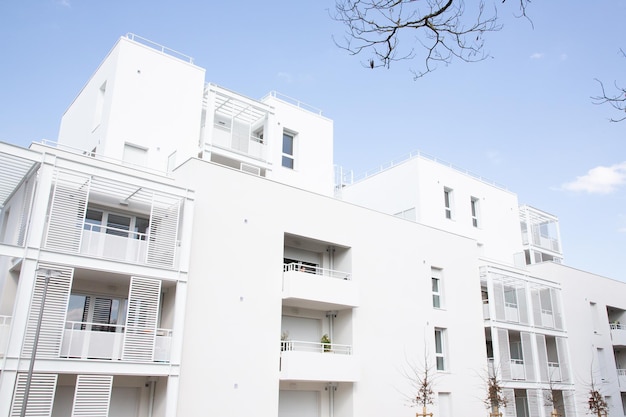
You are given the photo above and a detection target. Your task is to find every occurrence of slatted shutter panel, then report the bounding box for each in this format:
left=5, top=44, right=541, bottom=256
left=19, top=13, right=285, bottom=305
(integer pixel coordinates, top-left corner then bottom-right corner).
left=531, top=289, right=542, bottom=327
left=122, top=276, right=161, bottom=361
left=44, top=170, right=90, bottom=252
left=503, top=389, right=516, bottom=417
left=527, top=389, right=540, bottom=417
left=563, top=391, right=576, bottom=417
left=535, top=334, right=548, bottom=383
left=556, top=337, right=571, bottom=383
left=71, top=375, right=113, bottom=417
left=539, top=390, right=552, bottom=417
left=493, top=281, right=506, bottom=321
left=22, top=265, right=74, bottom=358
left=146, top=193, right=180, bottom=267
left=517, top=286, right=529, bottom=324
left=17, top=177, right=35, bottom=246
left=521, top=332, right=535, bottom=381
left=91, top=298, right=113, bottom=331
left=9, top=373, right=58, bottom=417
left=498, top=329, right=512, bottom=380
left=551, top=289, right=564, bottom=330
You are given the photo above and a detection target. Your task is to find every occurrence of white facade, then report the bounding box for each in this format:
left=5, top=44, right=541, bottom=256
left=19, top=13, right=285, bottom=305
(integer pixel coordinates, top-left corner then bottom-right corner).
left=0, top=34, right=625, bottom=417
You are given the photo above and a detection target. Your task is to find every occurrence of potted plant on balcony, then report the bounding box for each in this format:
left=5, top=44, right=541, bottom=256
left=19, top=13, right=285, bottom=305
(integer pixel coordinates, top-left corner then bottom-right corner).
left=321, top=334, right=331, bottom=352
left=281, top=331, right=290, bottom=351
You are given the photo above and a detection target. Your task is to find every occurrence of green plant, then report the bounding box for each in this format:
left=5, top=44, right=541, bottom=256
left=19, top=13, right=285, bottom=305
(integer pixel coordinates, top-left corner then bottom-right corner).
left=321, top=334, right=331, bottom=352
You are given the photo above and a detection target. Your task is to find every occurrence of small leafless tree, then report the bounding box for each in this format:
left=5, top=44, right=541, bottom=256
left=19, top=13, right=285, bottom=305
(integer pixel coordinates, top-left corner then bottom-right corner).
left=482, top=363, right=506, bottom=417
left=587, top=379, right=609, bottom=417
left=333, top=0, right=531, bottom=78
left=592, top=49, right=626, bottom=122
left=401, top=352, right=436, bottom=415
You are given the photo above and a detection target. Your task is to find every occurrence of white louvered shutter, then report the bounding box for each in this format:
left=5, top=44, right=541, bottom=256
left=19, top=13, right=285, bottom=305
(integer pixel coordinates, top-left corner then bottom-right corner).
left=531, top=289, right=542, bottom=327
left=22, top=265, right=74, bottom=358
left=503, top=389, right=516, bottom=417
left=17, top=177, right=35, bottom=246
left=535, top=334, right=549, bottom=383
left=556, top=337, right=571, bottom=383
left=498, top=328, right=512, bottom=381
left=493, top=281, right=506, bottom=321
left=517, top=286, right=529, bottom=324
left=9, top=373, right=58, bottom=417
left=563, top=391, right=577, bottom=417
left=122, top=276, right=161, bottom=361
left=71, top=375, right=113, bottom=417
left=146, top=193, right=180, bottom=267
left=44, top=170, right=90, bottom=252
left=521, top=332, right=535, bottom=381
left=551, top=288, right=564, bottom=330
left=527, top=389, right=540, bottom=417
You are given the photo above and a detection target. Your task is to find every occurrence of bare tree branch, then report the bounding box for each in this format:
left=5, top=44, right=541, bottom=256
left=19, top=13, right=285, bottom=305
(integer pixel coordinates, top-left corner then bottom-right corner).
left=333, top=0, right=531, bottom=78
left=592, top=49, right=626, bottom=122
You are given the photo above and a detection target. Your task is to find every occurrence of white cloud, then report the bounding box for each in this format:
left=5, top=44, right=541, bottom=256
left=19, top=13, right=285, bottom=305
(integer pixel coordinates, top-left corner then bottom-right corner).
left=530, top=53, right=544, bottom=60
left=559, top=53, right=568, bottom=61
left=485, top=150, right=502, bottom=165
left=58, top=0, right=71, bottom=7
left=562, top=162, right=626, bottom=194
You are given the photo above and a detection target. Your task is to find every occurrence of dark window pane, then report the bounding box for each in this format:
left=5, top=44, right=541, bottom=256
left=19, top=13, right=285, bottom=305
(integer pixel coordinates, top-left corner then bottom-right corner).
left=107, top=214, right=130, bottom=237
left=282, top=156, right=294, bottom=169
left=282, top=133, right=293, bottom=155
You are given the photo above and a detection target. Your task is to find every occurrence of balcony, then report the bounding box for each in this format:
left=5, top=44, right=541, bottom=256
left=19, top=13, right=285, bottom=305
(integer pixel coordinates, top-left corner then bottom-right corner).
left=282, top=264, right=359, bottom=310
left=483, top=300, right=490, bottom=320
left=211, top=124, right=267, bottom=161
left=611, top=324, right=626, bottom=347
left=0, top=315, right=11, bottom=358
left=60, top=321, right=172, bottom=363
left=80, top=224, right=148, bottom=264
left=279, top=340, right=359, bottom=382
left=548, top=362, right=562, bottom=382
left=511, top=359, right=526, bottom=380
left=618, top=369, right=626, bottom=390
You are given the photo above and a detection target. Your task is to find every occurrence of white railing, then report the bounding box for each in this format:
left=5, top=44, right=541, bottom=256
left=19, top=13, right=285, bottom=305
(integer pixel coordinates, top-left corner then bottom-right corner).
left=81, top=224, right=148, bottom=264
left=511, top=359, right=526, bottom=380
left=280, top=340, right=352, bottom=355
left=483, top=300, right=490, bottom=320
left=209, top=124, right=267, bottom=161
left=610, top=323, right=624, bottom=330
left=61, top=321, right=172, bottom=362
left=548, top=361, right=562, bottom=381
left=283, top=263, right=351, bottom=280
left=261, top=91, right=323, bottom=115
left=126, top=33, right=194, bottom=63
left=0, top=315, right=11, bottom=358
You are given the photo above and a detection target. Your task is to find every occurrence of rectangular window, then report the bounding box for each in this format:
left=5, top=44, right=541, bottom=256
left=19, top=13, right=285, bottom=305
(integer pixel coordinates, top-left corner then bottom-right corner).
left=443, top=187, right=453, bottom=219
left=435, top=328, right=446, bottom=371
left=470, top=197, right=479, bottom=227
left=432, top=268, right=443, bottom=309
left=282, top=132, right=295, bottom=169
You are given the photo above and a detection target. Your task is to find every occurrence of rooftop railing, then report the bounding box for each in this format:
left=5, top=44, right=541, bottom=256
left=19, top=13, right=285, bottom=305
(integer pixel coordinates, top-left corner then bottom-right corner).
left=283, top=263, right=351, bottom=280
left=126, top=33, right=194, bottom=64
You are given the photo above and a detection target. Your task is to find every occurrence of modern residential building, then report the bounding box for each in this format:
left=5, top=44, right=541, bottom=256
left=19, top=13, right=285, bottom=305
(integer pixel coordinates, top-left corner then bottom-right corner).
left=0, top=33, right=625, bottom=417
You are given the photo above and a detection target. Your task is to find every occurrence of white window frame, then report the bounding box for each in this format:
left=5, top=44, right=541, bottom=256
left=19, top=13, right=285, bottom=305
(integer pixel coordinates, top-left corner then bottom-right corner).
left=431, top=268, right=443, bottom=309
left=67, top=292, right=128, bottom=333
left=470, top=196, right=479, bottom=227
left=444, top=187, right=453, bottom=219
left=435, top=328, right=447, bottom=371
left=282, top=130, right=296, bottom=169
left=84, top=206, right=150, bottom=240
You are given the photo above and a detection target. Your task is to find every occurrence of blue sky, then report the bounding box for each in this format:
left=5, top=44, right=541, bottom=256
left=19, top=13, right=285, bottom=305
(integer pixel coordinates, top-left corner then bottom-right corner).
left=0, top=1, right=624, bottom=280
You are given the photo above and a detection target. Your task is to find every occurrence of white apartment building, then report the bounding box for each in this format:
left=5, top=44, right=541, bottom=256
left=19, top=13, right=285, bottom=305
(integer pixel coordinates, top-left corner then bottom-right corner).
left=0, top=33, right=625, bottom=417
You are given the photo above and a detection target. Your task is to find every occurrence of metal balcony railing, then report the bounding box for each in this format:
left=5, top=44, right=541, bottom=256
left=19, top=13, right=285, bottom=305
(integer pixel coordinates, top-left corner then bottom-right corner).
left=0, top=315, right=11, bottom=358
left=280, top=340, right=352, bottom=355
left=283, top=263, right=351, bottom=280
left=60, top=320, right=172, bottom=363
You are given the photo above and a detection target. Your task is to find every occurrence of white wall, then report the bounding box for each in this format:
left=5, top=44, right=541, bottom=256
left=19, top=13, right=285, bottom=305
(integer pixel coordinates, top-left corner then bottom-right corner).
left=174, top=158, right=487, bottom=417
left=341, top=155, right=524, bottom=265
left=59, top=36, right=206, bottom=172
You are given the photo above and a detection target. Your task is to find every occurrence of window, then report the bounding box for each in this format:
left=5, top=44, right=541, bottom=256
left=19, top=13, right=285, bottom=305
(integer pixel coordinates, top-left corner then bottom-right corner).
left=83, top=207, right=149, bottom=240
left=282, top=131, right=295, bottom=169
left=435, top=328, right=447, bottom=371
left=470, top=197, right=479, bottom=227
left=123, top=142, right=148, bottom=166
left=432, top=268, right=443, bottom=308
left=443, top=187, right=453, bottom=219
left=67, top=293, right=127, bottom=332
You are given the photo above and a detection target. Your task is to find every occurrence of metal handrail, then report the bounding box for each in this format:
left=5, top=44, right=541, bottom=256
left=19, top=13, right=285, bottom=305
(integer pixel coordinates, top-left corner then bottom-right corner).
left=610, top=323, right=624, bottom=330
left=0, top=315, right=11, bottom=326
left=83, top=222, right=147, bottom=240
left=280, top=340, right=352, bottom=355
left=126, top=33, right=194, bottom=63
left=283, top=263, right=351, bottom=280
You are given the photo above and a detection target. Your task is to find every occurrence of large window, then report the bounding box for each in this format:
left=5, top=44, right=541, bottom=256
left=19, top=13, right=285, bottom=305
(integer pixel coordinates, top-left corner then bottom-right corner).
left=282, top=131, right=295, bottom=169
left=435, top=328, right=447, bottom=371
left=67, top=293, right=128, bottom=332
left=84, top=207, right=149, bottom=240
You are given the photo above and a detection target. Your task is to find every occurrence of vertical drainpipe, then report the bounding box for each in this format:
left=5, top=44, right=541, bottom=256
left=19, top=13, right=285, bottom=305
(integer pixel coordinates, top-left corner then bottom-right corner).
left=147, top=377, right=156, bottom=417
left=326, top=383, right=336, bottom=417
